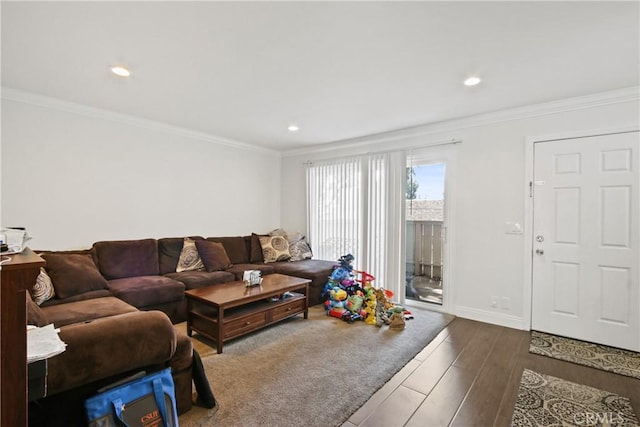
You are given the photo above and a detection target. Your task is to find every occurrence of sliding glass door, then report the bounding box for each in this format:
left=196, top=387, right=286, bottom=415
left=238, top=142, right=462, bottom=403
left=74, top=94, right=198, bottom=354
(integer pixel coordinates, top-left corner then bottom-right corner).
left=404, top=146, right=455, bottom=310
left=306, top=147, right=454, bottom=309
left=405, top=162, right=446, bottom=305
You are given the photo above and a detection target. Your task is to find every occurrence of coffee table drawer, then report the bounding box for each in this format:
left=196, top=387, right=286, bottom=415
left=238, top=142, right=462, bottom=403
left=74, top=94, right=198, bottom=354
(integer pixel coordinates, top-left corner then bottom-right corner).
left=272, top=298, right=305, bottom=321
left=225, top=312, right=266, bottom=338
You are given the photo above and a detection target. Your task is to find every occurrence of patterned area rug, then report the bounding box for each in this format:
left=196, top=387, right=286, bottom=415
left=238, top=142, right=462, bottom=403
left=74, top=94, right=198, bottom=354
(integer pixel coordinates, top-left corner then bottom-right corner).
left=530, top=331, right=640, bottom=380
left=511, top=369, right=639, bottom=426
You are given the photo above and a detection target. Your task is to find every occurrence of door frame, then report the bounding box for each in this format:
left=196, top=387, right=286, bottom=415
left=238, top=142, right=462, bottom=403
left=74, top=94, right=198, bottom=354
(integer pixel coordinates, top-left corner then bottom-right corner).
left=403, top=146, right=457, bottom=314
left=522, top=125, right=640, bottom=331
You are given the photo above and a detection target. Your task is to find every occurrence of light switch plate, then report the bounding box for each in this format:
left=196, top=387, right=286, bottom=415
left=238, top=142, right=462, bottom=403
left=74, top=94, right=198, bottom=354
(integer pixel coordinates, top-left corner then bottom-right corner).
left=505, top=221, right=523, bottom=234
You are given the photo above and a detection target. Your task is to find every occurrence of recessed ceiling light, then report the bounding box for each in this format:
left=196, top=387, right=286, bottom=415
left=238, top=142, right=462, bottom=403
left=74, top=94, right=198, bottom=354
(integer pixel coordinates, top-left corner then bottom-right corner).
left=288, top=125, right=299, bottom=132
left=111, top=66, right=131, bottom=77
left=464, top=76, right=481, bottom=86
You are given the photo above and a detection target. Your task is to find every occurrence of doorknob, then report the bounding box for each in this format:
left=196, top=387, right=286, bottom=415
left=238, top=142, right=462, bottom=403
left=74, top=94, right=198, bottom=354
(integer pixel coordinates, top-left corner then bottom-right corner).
left=535, top=249, right=544, bottom=255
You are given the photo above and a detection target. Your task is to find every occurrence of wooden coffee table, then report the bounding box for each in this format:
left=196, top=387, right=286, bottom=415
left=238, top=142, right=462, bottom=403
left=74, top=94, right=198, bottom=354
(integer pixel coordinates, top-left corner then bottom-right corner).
left=185, top=273, right=310, bottom=353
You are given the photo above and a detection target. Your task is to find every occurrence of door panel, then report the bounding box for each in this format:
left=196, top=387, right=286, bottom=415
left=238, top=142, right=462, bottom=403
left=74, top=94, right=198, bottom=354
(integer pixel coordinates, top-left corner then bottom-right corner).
left=532, top=131, right=639, bottom=351
left=552, top=261, right=579, bottom=316
left=601, top=185, right=631, bottom=246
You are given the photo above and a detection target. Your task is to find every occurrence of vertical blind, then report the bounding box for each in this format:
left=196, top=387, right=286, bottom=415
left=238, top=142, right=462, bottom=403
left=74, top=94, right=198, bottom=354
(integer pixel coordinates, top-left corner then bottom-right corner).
left=366, top=154, right=388, bottom=286
left=306, top=152, right=405, bottom=298
left=307, top=157, right=363, bottom=264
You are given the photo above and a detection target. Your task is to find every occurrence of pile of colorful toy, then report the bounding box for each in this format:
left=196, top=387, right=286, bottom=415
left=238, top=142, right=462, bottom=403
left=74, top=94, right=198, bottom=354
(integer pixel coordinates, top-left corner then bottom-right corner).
left=321, top=254, right=412, bottom=330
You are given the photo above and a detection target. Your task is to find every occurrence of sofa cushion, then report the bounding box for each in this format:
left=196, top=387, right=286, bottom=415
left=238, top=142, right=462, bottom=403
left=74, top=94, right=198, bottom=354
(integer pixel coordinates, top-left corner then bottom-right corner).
left=30, top=267, right=56, bottom=305
left=107, top=276, right=185, bottom=308
left=158, top=236, right=203, bottom=275
left=206, top=236, right=249, bottom=264
left=48, top=311, right=176, bottom=395
left=40, top=289, right=114, bottom=306
left=259, top=235, right=291, bottom=263
left=249, top=233, right=265, bottom=263
left=42, top=253, right=109, bottom=299
left=41, top=296, right=138, bottom=328
left=176, top=238, right=205, bottom=272
left=270, top=259, right=336, bottom=281
left=26, top=292, right=49, bottom=327
left=224, top=263, right=275, bottom=281
left=94, top=239, right=159, bottom=280
left=195, top=240, right=232, bottom=272
left=165, top=270, right=235, bottom=290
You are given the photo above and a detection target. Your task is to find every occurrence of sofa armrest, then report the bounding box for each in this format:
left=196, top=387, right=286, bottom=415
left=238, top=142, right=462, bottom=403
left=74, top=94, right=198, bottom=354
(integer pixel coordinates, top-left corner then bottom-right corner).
left=47, top=310, right=177, bottom=395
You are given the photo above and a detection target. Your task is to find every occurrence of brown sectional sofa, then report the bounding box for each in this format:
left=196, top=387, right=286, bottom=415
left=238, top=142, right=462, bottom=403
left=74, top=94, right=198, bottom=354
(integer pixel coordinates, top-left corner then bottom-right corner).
left=151, top=234, right=335, bottom=322
left=28, top=233, right=336, bottom=426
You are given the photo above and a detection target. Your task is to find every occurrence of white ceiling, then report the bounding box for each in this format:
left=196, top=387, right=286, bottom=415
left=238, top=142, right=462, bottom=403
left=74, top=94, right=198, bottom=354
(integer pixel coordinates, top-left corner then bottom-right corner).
left=2, top=1, right=638, bottom=151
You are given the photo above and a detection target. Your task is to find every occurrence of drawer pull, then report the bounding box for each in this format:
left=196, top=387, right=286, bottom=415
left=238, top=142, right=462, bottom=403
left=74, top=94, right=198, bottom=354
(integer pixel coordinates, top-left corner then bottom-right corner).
left=244, top=321, right=251, bottom=326
left=286, top=307, right=292, bottom=311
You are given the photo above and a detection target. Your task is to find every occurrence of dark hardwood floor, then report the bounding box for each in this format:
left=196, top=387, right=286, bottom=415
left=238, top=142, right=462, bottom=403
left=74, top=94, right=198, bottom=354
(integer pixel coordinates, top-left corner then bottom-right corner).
left=344, top=317, right=640, bottom=427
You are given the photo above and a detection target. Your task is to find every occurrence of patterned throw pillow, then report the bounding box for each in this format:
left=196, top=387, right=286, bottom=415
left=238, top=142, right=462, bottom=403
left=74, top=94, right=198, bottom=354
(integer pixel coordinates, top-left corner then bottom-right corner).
left=259, top=235, right=291, bottom=263
left=30, top=267, right=56, bottom=305
left=176, top=238, right=205, bottom=272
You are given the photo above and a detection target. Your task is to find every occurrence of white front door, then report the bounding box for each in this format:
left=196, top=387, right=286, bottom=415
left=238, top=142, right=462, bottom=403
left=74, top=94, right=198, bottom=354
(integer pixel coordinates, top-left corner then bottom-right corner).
left=531, top=131, right=639, bottom=351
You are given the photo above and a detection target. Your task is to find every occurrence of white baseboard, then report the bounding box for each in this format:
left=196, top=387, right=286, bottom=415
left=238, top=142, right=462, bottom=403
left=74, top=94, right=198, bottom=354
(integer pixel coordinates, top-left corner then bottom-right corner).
left=454, top=305, right=526, bottom=330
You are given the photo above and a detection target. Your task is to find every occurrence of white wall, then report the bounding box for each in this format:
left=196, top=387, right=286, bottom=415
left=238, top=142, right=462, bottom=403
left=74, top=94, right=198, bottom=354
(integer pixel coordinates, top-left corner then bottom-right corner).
left=1, top=96, right=282, bottom=250
left=280, top=90, right=640, bottom=329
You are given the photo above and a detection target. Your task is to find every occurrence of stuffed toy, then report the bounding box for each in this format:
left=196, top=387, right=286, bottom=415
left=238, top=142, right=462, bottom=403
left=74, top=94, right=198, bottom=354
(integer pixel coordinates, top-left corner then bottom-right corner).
left=364, top=294, right=377, bottom=325
left=375, top=288, right=394, bottom=311
left=330, top=254, right=355, bottom=281
left=329, top=268, right=350, bottom=283
left=322, top=254, right=355, bottom=300
left=388, top=306, right=406, bottom=330
left=345, top=294, right=364, bottom=313
left=343, top=281, right=363, bottom=296
left=338, top=253, right=355, bottom=271
left=375, top=300, right=390, bottom=327
left=331, top=287, right=347, bottom=301
left=342, top=291, right=364, bottom=323
left=374, top=288, right=390, bottom=308
left=324, top=286, right=348, bottom=315
left=374, top=288, right=396, bottom=327
left=329, top=288, right=347, bottom=307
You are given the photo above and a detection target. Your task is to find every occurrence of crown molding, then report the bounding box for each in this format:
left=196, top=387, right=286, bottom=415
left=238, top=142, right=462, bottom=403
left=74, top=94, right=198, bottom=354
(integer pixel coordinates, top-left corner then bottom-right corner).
left=282, top=86, right=640, bottom=158
left=4, top=86, right=637, bottom=158
left=1, top=87, right=280, bottom=156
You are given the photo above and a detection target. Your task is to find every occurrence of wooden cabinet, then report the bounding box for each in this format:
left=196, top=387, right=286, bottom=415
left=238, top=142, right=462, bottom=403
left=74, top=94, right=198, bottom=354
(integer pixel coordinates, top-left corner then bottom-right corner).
left=1, top=248, right=45, bottom=426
